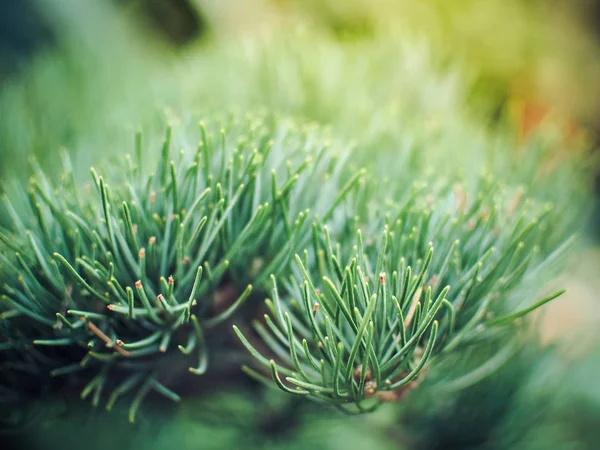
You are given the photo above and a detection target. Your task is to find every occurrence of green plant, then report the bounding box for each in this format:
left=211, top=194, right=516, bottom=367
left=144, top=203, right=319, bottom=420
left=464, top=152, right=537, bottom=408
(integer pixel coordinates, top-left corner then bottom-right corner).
left=0, top=113, right=364, bottom=422
left=234, top=173, right=570, bottom=413
left=0, top=109, right=576, bottom=423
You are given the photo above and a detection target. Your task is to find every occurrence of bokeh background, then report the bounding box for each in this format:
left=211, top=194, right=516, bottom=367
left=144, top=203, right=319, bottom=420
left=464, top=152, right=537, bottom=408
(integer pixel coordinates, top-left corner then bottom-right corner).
left=1, top=1, right=600, bottom=449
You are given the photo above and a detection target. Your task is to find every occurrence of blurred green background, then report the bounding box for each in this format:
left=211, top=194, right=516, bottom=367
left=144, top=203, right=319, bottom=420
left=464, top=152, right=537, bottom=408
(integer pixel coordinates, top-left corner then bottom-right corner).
left=1, top=1, right=600, bottom=449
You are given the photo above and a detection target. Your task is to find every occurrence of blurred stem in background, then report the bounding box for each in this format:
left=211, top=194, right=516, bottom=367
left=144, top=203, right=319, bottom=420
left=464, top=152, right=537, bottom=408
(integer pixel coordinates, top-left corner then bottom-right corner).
left=115, top=0, right=208, bottom=46
left=0, top=0, right=55, bottom=80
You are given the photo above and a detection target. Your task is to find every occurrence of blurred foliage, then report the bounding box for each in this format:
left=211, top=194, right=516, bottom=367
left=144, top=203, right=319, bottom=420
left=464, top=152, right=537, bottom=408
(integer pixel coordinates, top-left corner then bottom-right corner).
left=5, top=339, right=600, bottom=450
left=273, top=0, right=600, bottom=129
left=1, top=6, right=594, bottom=203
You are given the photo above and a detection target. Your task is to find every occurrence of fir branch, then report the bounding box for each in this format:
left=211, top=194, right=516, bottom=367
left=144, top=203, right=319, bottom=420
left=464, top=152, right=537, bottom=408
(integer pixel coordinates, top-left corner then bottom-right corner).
left=235, top=177, right=574, bottom=410
left=0, top=113, right=363, bottom=416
